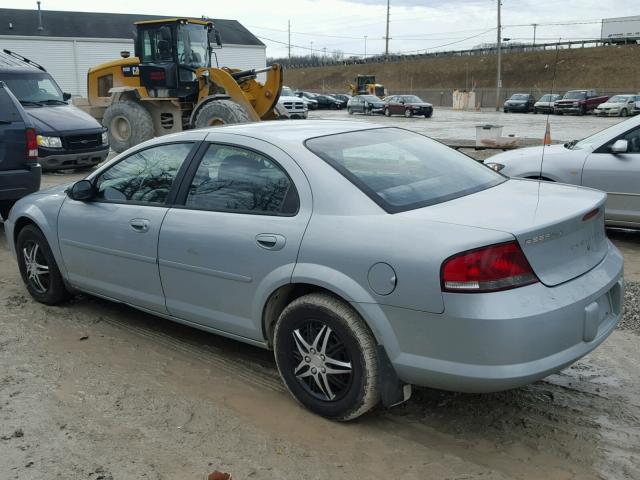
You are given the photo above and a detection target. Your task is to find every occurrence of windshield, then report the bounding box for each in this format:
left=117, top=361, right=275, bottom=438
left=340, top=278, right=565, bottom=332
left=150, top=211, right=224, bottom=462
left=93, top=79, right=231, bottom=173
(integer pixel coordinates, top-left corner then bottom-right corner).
left=608, top=95, right=630, bottom=103
left=177, top=23, right=210, bottom=68
left=564, top=91, right=586, bottom=100
left=361, top=95, right=380, bottom=102
left=305, top=128, right=504, bottom=213
left=402, top=95, right=423, bottom=103
left=510, top=94, right=528, bottom=100
left=2, top=72, right=64, bottom=105
left=302, top=92, right=316, bottom=99
left=572, top=117, right=640, bottom=150
left=281, top=87, right=295, bottom=96
left=539, top=95, right=552, bottom=101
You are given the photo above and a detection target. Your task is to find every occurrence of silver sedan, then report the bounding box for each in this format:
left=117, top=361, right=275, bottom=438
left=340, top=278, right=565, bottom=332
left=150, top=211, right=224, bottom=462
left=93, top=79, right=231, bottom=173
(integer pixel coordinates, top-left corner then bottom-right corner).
left=487, top=115, right=640, bottom=229
left=5, top=121, right=624, bottom=421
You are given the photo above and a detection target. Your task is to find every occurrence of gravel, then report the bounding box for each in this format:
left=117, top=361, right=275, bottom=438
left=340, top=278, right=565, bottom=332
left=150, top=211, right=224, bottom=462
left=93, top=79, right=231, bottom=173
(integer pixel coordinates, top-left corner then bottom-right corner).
left=619, top=280, right=640, bottom=334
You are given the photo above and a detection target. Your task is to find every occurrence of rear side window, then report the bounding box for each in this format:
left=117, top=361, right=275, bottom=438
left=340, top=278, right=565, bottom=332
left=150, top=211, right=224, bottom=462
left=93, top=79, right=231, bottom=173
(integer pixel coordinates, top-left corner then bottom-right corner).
left=306, top=128, right=504, bottom=213
left=95, top=143, right=193, bottom=204
left=185, top=144, right=298, bottom=215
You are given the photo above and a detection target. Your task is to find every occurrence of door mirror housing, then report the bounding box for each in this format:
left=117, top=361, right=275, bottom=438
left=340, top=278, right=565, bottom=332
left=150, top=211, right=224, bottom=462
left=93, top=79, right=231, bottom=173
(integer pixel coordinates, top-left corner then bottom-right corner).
left=610, top=139, right=628, bottom=154
left=62, top=92, right=71, bottom=101
left=208, top=29, right=222, bottom=47
left=68, top=180, right=96, bottom=201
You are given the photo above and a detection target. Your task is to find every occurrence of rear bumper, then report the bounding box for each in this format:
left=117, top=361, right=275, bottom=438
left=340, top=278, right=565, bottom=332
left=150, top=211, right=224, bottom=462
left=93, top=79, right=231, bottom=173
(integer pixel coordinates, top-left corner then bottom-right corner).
left=39, top=148, right=109, bottom=171
left=374, top=241, right=624, bottom=392
left=0, top=164, right=41, bottom=202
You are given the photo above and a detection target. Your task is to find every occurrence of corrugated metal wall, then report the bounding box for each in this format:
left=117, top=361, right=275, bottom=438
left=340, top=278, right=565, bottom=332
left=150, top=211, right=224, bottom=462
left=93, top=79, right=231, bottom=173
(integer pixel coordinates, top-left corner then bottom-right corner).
left=0, top=36, right=266, bottom=97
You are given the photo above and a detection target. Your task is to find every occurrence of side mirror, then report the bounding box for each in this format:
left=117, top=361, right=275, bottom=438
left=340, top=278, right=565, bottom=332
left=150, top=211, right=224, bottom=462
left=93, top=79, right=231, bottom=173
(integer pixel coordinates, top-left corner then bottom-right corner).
left=67, top=180, right=95, bottom=201
left=208, top=29, right=222, bottom=47
left=610, top=139, right=628, bottom=154
left=63, top=92, right=71, bottom=101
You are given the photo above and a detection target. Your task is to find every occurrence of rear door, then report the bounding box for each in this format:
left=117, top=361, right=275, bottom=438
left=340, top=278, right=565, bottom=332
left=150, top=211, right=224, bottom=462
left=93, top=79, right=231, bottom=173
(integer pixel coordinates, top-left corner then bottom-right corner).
left=158, top=134, right=312, bottom=341
left=58, top=140, right=199, bottom=312
left=0, top=83, right=30, bottom=170
left=582, top=124, right=640, bottom=226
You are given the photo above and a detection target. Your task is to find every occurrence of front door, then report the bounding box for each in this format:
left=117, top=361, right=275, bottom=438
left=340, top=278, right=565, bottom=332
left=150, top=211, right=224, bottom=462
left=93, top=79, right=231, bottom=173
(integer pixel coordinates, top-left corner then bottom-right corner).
left=158, top=134, right=312, bottom=341
left=582, top=125, right=640, bottom=226
left=58, top=142, right=197, bottom=312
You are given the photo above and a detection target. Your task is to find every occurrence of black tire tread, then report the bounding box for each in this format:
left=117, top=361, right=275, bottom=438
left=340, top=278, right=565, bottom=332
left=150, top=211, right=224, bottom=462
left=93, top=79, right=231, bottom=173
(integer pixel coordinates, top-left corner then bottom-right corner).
left=194, top=100, right=252, bottom=128
left=103, top=101, right=154, bottom=153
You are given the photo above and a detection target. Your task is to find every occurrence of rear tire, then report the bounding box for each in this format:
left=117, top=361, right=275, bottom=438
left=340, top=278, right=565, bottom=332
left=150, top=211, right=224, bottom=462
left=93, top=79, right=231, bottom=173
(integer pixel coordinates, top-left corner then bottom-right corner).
left=103, top=101, right=154, bottom=153
left=274, top=293, right=380, bottom=421
left=16, top=225, right=70, bottom=305
left=347, top=107, right=353, bottom=115
left=384, top=108, right=390, bottom=117
left=194, top=100, right=252, bottom=128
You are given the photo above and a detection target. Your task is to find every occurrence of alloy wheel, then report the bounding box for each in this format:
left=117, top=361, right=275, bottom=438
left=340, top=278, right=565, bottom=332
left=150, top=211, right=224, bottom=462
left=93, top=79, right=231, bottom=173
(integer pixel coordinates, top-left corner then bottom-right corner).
left=292, top=321, right=353, bottom=401
left=22, top=241, right=50, bottom=294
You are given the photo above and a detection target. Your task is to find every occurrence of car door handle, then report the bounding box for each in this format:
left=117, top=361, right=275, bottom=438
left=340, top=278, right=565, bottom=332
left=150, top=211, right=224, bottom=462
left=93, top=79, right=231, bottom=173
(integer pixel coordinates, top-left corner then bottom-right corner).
left=129, top=218, right=150, bottom=233
left=256, top=234, right=286, bottom=251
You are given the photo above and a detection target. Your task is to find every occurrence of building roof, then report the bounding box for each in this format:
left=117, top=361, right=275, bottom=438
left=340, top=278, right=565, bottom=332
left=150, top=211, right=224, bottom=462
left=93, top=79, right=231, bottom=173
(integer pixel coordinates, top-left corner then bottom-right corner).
left=0, top=8, right=264, bottom=46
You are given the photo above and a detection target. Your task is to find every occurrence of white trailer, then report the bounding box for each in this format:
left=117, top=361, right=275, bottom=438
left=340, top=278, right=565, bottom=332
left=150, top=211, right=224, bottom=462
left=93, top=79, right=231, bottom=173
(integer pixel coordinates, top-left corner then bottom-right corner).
left=601, top=16, right=640, bottom=44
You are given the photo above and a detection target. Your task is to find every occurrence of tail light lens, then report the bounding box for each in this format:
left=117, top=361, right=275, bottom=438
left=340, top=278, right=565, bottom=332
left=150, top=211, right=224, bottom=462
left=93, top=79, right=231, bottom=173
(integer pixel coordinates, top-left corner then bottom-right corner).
left=26, top=128, right=38, bottom=162
left=441, top=241, right=538, bottom=293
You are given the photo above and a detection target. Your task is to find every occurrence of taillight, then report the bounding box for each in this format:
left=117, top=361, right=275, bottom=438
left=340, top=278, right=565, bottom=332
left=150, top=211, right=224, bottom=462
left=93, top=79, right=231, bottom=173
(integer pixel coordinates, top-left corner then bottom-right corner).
left=26, top=128, right=38, bottom=162
left=441, top=241, right=538, bottom=293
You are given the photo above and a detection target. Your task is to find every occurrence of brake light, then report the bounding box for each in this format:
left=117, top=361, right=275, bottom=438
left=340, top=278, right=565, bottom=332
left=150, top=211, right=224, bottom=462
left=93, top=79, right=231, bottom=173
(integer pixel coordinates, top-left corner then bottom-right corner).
left=26, top=128, right=38, bottom=162
left=441, top=241, right=538, bottom=293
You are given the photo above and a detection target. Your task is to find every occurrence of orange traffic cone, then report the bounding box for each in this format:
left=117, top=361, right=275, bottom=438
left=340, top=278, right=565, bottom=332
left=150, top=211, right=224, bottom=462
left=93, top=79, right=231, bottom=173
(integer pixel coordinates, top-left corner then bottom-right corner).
left=543, top=121, right=552, bottom=145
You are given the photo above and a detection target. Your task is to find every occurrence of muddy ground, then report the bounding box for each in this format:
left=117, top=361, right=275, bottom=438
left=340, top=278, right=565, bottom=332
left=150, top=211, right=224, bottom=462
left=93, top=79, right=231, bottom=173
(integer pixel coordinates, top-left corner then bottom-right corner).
left=2, top=156, right=640, bottom=479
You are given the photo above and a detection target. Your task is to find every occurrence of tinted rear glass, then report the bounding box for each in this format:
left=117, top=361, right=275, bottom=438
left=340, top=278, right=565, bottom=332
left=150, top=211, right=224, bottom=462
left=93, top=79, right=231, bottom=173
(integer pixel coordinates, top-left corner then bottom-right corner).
left=305, top=128, right=505, bottom=213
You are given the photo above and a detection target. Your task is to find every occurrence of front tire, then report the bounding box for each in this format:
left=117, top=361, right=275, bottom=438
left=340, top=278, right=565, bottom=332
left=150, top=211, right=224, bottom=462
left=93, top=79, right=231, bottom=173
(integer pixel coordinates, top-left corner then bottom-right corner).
left=16, top=225, right=70, bottom=305
left=103, top=101, right=154, bottom=153
left=347, top=107, right=353, bottom=115
left=620, top=109, right=628, bottom=117
left=274, top=293, right=380, bottom=421
left=384, top=108, right=390, bottom=117
left=404, top=109, right=412, bottom=118
left=194, top=100, right=251, bottom=128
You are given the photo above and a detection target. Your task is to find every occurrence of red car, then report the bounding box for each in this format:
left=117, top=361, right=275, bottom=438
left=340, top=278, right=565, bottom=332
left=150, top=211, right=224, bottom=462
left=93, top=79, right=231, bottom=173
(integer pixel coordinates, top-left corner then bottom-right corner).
left=554, top=90, right=609, bottom=115
left=383, top=95, right=434, bottom=118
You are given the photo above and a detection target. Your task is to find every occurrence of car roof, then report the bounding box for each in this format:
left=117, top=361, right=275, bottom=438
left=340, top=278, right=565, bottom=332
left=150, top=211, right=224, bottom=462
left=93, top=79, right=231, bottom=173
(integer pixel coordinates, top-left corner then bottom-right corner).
left=200, top=120, right=381, bottom=144
left=0, top=50, right=43, bottom=73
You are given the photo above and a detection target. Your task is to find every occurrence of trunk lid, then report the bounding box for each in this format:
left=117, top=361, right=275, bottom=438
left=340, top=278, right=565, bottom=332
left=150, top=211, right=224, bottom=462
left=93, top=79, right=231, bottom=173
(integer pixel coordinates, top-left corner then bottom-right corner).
left=400, top=178, right=608, bottom=286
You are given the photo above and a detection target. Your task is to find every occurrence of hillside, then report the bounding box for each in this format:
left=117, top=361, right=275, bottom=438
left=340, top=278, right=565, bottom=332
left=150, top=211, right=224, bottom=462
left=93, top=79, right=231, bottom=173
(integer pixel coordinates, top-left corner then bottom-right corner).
left=283, top=45, right=640, bottom=105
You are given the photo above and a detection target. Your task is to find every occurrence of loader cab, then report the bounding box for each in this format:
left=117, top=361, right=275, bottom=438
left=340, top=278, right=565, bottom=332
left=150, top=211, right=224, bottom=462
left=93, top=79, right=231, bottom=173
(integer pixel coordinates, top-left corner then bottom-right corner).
left=134, top=18, right=218, bottom=100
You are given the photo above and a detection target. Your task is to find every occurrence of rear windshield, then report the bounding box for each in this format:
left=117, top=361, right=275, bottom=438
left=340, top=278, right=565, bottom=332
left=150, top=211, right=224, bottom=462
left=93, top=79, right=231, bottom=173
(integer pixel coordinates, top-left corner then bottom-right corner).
left=305, top=128, right=505, bottom=213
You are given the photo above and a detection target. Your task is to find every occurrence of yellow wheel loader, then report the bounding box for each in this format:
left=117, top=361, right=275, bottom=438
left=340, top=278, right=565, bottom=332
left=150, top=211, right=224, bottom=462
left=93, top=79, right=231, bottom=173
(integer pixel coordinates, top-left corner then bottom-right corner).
left=86, top=18, right=282, bottom=152
left=347, top=75, right=386, bottom=98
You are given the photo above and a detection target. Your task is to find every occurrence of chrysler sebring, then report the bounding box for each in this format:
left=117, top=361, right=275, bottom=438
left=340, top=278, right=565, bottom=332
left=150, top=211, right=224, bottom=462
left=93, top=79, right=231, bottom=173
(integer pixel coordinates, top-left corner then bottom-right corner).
left=5, top=121, right=624, bottom=421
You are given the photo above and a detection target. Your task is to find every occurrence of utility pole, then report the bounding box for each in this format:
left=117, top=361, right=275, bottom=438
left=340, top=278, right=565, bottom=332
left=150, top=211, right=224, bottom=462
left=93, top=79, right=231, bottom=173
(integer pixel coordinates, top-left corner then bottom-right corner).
left=323, top=47, right=327, bottom=57
left=532, top=23, right=537, bottom=46
left=364, top=35, right=368, bottom=58
left=495, top=0, right=502, bottom=111
left=310, top=41, right=313, bottom=57
left=384, top=0, right=390, bottom=57
left=288, top=20, right=291, bottom=60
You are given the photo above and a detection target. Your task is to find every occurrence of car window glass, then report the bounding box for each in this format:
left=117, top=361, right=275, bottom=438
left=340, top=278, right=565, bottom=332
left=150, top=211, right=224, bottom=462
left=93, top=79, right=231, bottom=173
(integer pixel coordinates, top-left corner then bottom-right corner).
left=622, top=127, right=640, bottom=154
left=185, top=144, right=298, bottom=215
left=95, top=143, right=193, bottom=204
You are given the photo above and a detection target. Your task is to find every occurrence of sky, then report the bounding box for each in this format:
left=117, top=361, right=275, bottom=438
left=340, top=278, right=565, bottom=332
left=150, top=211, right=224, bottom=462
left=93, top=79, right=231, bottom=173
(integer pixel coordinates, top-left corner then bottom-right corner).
left=3, top=0, right=639, bottom=58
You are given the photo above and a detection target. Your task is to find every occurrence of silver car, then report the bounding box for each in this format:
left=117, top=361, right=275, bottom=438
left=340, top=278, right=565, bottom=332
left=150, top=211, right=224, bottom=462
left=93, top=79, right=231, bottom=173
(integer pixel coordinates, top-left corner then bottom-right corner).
left=5, top=121, right=624, bottom=421
left=487, top=115, right=640, bottom=228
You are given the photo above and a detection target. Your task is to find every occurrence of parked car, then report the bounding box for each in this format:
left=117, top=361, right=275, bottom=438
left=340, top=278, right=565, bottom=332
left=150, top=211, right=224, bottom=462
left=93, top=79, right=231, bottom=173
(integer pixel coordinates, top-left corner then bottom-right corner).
left=276, top=87, right=308, bottom=119
left=383, top=95, right=433, bottom=118
left=283, top=87, right=317, bottom=111
left=0, top=50, right=110, bottom=171
left=0, top=81, right=41, bottom=220
left=331, top=94, right=352, bottom=106
left=6, top=121, right=623, bottom=421
left=533, top=93, right=562, bottom=114
left=594, top=95, right=640, bottom=117
left=554, top=90, right=609, bottom=115
left=294, top=91, right=319, bottom=110
left=503, top=93, right=535, bottom=113
left=312, top=94, right=344, bottom=110
left=486, top=115, right=640, bottom=228
left=347, top=95, right=385, bottom=115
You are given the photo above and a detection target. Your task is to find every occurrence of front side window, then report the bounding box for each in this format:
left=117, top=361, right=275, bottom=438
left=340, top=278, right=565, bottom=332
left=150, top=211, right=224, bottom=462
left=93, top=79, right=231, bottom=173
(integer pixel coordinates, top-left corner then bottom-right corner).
left=185, top=144, right=298, bottom=215
left=95, top=143, right=193, bottom=204
left=306, top=128, right=504, bottom=213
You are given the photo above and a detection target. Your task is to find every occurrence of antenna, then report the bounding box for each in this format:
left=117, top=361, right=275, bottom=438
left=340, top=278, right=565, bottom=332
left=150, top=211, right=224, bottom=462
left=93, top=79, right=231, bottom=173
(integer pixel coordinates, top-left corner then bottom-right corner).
left=539, top=39, right=561, bottom=179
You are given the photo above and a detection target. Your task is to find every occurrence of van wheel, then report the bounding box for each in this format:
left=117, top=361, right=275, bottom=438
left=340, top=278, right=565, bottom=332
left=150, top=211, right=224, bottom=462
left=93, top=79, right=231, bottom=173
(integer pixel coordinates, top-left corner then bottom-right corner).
left=194, top=100, right=251, bottom=128
left=103, top=101, right=154, bottom=153
left=274, top=293, right=380, bottom=421
left=16, top=225, right=70, bottom=305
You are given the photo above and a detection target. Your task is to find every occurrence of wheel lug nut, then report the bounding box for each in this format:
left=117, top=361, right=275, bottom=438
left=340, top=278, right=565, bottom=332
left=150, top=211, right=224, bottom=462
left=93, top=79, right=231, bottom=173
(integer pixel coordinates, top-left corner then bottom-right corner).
left=310, top=348, right=316, bottom=354
left=311, top=367, right=317, bottom=374
left=320, top=355, right=325, bottom=360
left=321, top=367, right=326, bottom=373
left=304, top=356, right=310, bottom=363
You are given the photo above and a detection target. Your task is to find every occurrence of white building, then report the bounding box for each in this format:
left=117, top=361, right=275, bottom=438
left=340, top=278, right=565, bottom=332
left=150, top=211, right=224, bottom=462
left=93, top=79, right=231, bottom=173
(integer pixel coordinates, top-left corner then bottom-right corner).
left=0, top=8, right=266, bottom=97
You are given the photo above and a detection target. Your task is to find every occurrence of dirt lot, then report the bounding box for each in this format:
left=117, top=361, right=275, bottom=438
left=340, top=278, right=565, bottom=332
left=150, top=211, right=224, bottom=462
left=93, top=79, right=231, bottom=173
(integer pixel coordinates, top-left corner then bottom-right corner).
left=1, top=125, right=640, bottom=479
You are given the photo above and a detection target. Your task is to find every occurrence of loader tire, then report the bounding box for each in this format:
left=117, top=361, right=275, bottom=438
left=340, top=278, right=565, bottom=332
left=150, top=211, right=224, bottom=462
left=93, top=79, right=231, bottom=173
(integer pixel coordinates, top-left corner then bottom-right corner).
left=194, top=100, right=252, bottom=128
left=103, top=101, right=154, bottom=153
